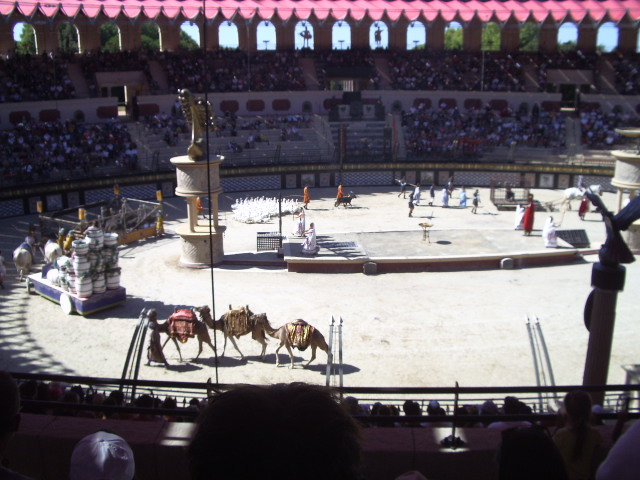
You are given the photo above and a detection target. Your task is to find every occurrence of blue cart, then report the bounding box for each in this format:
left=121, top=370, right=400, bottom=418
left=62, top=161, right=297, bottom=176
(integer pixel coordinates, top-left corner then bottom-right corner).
left=26, top=272, right=126, bottom=316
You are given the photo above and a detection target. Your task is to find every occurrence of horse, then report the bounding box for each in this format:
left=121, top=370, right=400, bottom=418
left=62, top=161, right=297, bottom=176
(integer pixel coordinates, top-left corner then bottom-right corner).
left=560, top=185, right=602, bottom=211
left=13, top=239, right=37, bottom=281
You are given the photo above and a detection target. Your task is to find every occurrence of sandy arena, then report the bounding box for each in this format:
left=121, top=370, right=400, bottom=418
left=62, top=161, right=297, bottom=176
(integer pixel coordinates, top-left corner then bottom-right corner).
left=1, top=186, right=638, bottom=389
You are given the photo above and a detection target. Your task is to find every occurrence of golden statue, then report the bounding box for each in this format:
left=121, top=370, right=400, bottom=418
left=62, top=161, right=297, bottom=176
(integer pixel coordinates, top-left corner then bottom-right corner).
left=178, top=88, right=215, bottom=161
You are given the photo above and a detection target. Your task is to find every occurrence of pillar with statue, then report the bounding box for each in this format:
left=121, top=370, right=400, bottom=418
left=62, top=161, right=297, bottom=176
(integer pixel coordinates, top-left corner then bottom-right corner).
left=170, top=89, right=225, bottom=268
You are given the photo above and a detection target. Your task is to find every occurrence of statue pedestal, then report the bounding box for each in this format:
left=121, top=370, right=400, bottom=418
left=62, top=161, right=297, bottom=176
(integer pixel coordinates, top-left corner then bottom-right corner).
left=176, top=224, right=226, bottom=268
left=171, top=154, right=225, bottom=269
left=625, top=223, right=640, bottom=251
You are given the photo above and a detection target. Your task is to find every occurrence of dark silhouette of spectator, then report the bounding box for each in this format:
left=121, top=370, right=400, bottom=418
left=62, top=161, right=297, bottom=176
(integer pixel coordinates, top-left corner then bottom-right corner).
left=188, top=383, right=362, bottom=480
left=69, top=431, right=135, bottom=480
left=499, top=426, right=568, bottom=480
left=553, top=390, right=606, bottom=480
left=0, top=371, right=35, bottom=479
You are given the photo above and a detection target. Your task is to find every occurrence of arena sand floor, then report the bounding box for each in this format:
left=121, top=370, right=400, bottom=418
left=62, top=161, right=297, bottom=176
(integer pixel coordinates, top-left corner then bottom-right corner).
left=0, top=186, right=638, bottom=390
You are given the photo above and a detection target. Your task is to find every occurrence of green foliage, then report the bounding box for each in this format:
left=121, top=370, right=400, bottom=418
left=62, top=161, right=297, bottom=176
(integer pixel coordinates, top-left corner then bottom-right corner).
left=180, top=30, right=199, bottom=50
left=481, top=23, right=500, bottom=51
left=142, top=23, right=160, bottom=51
left=100, top=24, right=120, bottom=52
left=520, top=23, right=539, bottom=51
left=559, top=40, right=577, bottom=51
left=15, top=23, right=36, bottom=55
left=444, top=25, right=463, bottom=50
left=58, top=23, right=78, bottom=53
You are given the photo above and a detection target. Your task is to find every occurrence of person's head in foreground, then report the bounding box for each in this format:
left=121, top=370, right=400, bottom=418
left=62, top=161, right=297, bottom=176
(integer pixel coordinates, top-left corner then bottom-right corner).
left=189, top=382, right=362, bottom=480
left=70, top=431, right=135, bottom=480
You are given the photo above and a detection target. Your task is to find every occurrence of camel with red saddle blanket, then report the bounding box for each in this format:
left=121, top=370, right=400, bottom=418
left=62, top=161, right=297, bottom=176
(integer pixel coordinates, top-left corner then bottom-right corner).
left=150, top=308, right=217, bottom=362
left=266, top=319, right=329, bottom=368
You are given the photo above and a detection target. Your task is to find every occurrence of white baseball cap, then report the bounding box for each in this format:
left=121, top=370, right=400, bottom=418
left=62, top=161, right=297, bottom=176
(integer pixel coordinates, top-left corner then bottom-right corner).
left=70, top=431, right=135, bottom=480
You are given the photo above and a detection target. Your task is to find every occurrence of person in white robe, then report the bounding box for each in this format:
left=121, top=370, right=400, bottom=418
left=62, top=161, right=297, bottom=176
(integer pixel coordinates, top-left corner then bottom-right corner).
left=301, top=222, right=317, bottom=254
left=293, top=207, right=306, bottom=236
left=441, top=188, right=449, bottom=207
left=542, top=216, right=559, bottom=248
left=514, top=205, right=525, bottom=230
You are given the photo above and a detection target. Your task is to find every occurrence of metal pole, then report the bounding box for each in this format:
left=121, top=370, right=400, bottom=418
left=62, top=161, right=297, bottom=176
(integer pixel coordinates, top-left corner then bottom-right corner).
left=339, top=317, right=344, bottom=388
left=325, top=317, right=335, bottom=387
left=202, top=0, right=219, bottom=384
left=526, top=316, right=544, bottom=411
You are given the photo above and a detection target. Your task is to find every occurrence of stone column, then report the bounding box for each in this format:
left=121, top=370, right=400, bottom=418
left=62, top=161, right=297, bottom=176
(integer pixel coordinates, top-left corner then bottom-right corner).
left=463, top=17, right=482, bottom=52
left=33, top=22, right=60, bottom=54
left=501, top=18, right=520, bottom=52
left=158, top=21, right=181, bottom=51
left=428, top=17, right=446, bottom=51
left=577, top=20, right=597, bottom=53
left=351, top=19, right=368, bottom=50
left=275, top=18, right=295, bottom=50
left=76, top=23, right=101, bottom=52
left=118, top=22, right=142, bottom=51
left=314, top=18, right=333, bottom=50
left=0, top=23, right=15, bottom=54
left=204, top=18, right=221, bottom=51
left=389, top=17, right=409, bottom=50
left=617, top=20, right=637, bottom=53
left=539, top=18, right=558, bottom=53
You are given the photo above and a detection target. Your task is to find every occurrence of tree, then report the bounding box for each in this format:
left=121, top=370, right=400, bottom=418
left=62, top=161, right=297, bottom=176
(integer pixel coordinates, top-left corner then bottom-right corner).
left=444, top=25, right=463, bottom=50
left=520, top=23, right=539, bottom=51
left=180, top=30, right=199, bottom=50
left=481, top=22, right=500, bottom=51
left=559, top=40, right=577, bottom=51
left=141, top=23, right=160, bottom=51
left=100, top=23, right=120, bottom=52
left=58, top=23, right=78, bottom=53
left=15, top=23, right=36, bottom=54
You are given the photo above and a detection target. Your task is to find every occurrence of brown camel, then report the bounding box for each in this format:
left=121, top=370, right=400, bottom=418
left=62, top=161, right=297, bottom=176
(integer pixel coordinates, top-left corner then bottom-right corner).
left=148, top=308, right=217, bottom=362
left=195, top=305, right=272, bottom=360
left=266, top=319, right=329, bottom=368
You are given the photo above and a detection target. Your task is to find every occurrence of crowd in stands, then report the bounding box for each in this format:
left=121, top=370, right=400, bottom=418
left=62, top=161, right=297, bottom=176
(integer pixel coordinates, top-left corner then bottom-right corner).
left=609, top=52, right=640, bottom=95
left=315, top=49, right=380, bottom=89
left=161, top=50, right=306, bottom=93
left=0, top=53, right=76, bottom=102
left=0, top=119, right=138, bottom=184
left=78, top=50, right=160, bottom=96
left=389, top=51, right=525, bottom=92
left=402, top=102, right=567, bottom=156
left=17, top=378, right=205, bottom=422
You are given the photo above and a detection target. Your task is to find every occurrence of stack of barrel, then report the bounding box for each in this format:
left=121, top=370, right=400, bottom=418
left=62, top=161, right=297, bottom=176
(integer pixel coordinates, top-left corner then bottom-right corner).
left=68, top=228, right=121, bottom=298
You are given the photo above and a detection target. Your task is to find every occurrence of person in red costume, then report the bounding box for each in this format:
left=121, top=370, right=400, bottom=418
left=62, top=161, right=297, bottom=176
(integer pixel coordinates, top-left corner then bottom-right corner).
left=578, top=195, right=589, bottom=220
left=522, top=194, right=535, bottom=236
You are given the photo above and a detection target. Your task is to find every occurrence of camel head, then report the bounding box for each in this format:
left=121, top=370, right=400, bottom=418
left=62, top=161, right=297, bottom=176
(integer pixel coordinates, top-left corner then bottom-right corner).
left=195, top=305, right=224, bottom=331
left=252, top=312, right=276, bottom=335
left=147, top=309, right=158, bottom=322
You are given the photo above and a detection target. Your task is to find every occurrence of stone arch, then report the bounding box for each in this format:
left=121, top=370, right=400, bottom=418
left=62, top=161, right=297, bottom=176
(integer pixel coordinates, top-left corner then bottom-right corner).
left=12, top=22, right=35, bottom=54
left=180, top=20, right=200, bottom=49
left=444, top=21, right=463, bottom=50
left=332, top=20, right=351, bottom=50
left=219, top=21, right=239, bottom=49
left=295, top=20, right=314, bottom=50
left=558, top=22, right=578, bottom=50
left=597, top=21, right=618, bottom=52
left=406, top=21, right=426, bottom=50
left=58, top=22, right=79, bottom=53
left=257, top=20, right=276, bottom=50
left=481, top=21, right=500, bottom=51
left=370, top=21, right=388, bottom=49
left=141, top=22, right=161, bottom=51
left=100, top=23, right=121, bottom=52
left=519, top=21, right=539, bottom=51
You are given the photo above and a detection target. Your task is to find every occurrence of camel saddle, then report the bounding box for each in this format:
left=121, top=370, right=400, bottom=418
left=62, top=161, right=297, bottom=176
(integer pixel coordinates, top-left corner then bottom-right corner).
left=286, top=320, right=314, bottom=351
left=225, top=308, right=251, bottom=338
left=168, top=309, right=197, bottom=343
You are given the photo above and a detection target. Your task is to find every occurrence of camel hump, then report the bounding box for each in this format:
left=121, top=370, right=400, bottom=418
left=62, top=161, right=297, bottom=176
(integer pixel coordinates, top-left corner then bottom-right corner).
left=292, top=319, right=308, bottom=326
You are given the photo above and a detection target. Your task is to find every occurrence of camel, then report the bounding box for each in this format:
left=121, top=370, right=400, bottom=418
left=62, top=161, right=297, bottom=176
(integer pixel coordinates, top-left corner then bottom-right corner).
left=13, top=239, right=36, bottom=281
left=44, top=239, right=63, bottom=266
left=266, top=319, right=329, bottom=368
left=195, top=305, right=272, bottom=360
left=147, top=308, right=217, bottom=362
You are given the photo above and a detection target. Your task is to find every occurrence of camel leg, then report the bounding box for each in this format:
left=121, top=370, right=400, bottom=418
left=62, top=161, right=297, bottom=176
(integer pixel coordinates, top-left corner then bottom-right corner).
left=258, top=337, right=267, bottom=361
left=171, top=338, right=183, bottom=362
left=275, top=343, right=284, bottom=366
left=285, top=344, right=296, bottom=369
left=227, top=335, right=245, bottom=359
left=221, top=335, right=228, bottom=357
left=194, top=339, right=203, bottom=360
left=304, top=345, right=317, bottom=368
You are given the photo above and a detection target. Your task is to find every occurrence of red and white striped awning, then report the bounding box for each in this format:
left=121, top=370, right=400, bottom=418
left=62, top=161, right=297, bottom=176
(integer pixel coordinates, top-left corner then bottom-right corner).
left=1, top=0, right=638, bottom=23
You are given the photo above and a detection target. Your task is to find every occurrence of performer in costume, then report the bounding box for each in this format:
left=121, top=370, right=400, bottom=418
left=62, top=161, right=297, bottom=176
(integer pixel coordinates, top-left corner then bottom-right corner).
left=301, top=222, right=317, bottom=254
left=459, top=186, right=467, bottom=208
left=472, top=190, right=480, bottom=214
left=578, top=195, right=589, bottom=220
left=514, top=205, right=525, bottom=230
left=146, top=310, right=169, bottom=366
left=413, top=183, right=421, bottom=205
left=441, top=187, right=449, bottom=207
left=542, top=216, right=559, bottom=247
left=336, top=184, right=344, bottom=199
left=196, top=197, right=205, bottom=219
left=293, top=207, right=306, bottom=236
left=303, top=185, right=310, bottom=209
left=522, top=194, right=535, bottom=235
